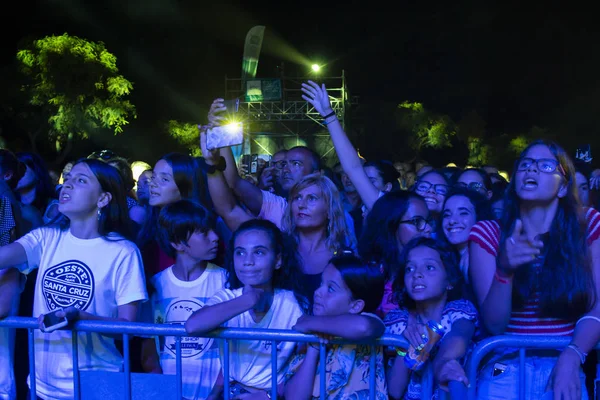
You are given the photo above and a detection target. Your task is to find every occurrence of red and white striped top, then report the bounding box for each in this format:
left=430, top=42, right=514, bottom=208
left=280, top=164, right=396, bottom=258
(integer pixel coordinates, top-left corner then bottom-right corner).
left=468, top=207, right=600, bottom=336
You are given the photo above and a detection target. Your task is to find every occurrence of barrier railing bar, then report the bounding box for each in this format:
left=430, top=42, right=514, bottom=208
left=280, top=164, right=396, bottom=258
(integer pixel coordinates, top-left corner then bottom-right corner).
left=466, top=336, right=584, bottom=400
left=72, top=331, right=80, bottom=400
left=123, top=333, right=131, bottom=400
left=519, top=348, right=526, bottom=400
left=0, top=317, right=408, bottom=346
left=176, top=336, right=182, bottom=400
left=369, top=345, right=376, bottom=400
left=271, top=341, right=277, bottom=400
left=319, top=343, right=326, bottom=399
left=28, top=328, right=36, bottom=400
left=224, top=339, right=230, bottom=400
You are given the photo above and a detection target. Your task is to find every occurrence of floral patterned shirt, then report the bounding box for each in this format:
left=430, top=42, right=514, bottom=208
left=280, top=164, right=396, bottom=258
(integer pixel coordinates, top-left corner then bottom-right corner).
left=286, top=313, right=388, bottom=400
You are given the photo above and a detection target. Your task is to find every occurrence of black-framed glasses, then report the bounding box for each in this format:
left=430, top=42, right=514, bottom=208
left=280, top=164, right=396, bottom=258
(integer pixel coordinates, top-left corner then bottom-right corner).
left=455, top=182, right=487, bottom=192
left=399, top=216, right=433, bottom=232
left=88, top=149, right=117, bottom=161
left=273, top=160, right=288, bottom=169
left=414, top=180, right=449, bottom=196
left=517, top=158, right=565, bottom=175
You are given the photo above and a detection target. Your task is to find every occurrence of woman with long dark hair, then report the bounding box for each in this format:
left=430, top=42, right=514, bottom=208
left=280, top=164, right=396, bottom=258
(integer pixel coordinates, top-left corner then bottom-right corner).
left=469, top=140, right=600, bottom=399
left=0, top=158, right=147, bottom=400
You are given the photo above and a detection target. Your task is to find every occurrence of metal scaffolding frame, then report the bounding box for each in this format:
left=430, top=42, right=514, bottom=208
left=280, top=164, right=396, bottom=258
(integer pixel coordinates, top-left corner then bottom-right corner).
left=224, top=71, right=353, bottom=156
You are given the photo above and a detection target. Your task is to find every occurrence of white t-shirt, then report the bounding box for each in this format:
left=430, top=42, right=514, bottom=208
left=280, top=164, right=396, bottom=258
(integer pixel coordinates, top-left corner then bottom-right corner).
left=206, top=288, right=303, bottom=390
left=16, top=227, right=148, bottom=400
left=151, top=264, right=227, bottom=400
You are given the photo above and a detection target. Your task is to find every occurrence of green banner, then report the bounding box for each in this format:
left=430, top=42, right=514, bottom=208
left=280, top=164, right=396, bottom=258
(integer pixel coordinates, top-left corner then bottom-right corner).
left=245, top=79, right=282, bottom=102
left=241, top=26, right=265, bottom=85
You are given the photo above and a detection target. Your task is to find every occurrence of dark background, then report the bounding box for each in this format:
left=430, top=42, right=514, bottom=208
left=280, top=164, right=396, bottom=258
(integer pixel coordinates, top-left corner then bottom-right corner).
left=2, top=1, right=599, bottom=168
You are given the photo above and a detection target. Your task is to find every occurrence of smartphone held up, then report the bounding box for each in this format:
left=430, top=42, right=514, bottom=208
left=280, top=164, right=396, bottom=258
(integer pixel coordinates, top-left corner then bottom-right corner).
left=206, top=122, right=244, bottom=150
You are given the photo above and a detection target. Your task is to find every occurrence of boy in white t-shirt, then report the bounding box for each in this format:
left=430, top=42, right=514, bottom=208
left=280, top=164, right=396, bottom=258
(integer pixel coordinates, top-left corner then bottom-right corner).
left=151, top=200, right=227, bottom=400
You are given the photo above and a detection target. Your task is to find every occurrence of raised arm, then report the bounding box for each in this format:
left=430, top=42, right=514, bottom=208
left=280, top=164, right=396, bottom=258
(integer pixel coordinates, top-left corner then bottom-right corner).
left=207, top=99, right=264, bottom=215
left=200, top=126, right=252, bottom=232
left=293, top=314, right=385, bottom=340
left=185, top=288, right=262, bottom=335
left=469, top=220, right=541, bottom=334
left=302, top=81, right=381, bottom=211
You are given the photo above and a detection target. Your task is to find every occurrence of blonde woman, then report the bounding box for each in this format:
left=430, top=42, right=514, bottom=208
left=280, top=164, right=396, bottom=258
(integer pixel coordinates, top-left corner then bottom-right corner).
left=281, top=173, right=355, bottom=309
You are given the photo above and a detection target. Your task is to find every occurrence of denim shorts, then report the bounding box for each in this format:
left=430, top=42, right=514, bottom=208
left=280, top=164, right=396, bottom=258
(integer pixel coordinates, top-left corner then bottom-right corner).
left=476, top=350, right=588, bottom=400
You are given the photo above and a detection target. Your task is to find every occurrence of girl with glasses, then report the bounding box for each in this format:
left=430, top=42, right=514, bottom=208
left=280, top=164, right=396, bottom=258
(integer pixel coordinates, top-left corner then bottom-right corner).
left=469, top=140, right=600, bottom=399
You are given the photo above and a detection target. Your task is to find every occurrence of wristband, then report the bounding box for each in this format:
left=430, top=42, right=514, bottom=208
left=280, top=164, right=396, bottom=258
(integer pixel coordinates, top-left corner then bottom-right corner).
left=322, top=111, right=336, bottom=120
left=494, top=270, right=512, bottom=284
left=205, top=157, right=227, bottom=174
left=566, top=343, right=587, bottom=364
left=576, top=315, right=600, bottom=326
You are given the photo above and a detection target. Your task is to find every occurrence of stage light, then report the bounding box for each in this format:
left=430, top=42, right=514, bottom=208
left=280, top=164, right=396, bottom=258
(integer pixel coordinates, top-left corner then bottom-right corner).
left=311, top=64, right=321, bottom=72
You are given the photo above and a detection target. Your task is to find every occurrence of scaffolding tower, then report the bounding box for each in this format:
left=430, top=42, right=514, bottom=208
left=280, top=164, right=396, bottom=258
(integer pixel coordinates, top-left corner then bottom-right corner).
left=224, top=70, right=354, bottom=166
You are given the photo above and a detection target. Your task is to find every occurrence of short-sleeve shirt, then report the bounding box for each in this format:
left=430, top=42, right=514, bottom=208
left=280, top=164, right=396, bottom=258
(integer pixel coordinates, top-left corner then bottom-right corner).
left=17, top=227, right=148, bottom=400
left=468, top=207, right=600, bottom=336
left=205, top=288, right=303, bottom=390
left=285, top=313, right=388, bottom=400
left=384, top=300, right=478, bottom=400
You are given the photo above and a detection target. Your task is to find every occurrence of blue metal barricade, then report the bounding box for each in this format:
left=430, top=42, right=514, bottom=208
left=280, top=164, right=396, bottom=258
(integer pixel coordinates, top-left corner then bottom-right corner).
left=0, top=316, right=468, bottom=399
left=465, top=335, right=598, bottom=400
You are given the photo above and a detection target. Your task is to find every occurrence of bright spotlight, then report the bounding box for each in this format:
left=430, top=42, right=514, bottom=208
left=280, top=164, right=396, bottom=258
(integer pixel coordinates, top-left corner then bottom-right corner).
left=311, top=64, right=321, bottom=72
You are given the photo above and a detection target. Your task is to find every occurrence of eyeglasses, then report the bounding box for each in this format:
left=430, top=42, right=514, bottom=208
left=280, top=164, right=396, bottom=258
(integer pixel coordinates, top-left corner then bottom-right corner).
left=89, top=150, right=117, bottom=161
left=517, top=158, right=565, bottom=175
left=414, top=181, right=449, bottom=196
left=272, top=160, right=288, bottom=169
left=455, top=182, right=487, bottom=192
left=399, top=216, right=433, bottom=232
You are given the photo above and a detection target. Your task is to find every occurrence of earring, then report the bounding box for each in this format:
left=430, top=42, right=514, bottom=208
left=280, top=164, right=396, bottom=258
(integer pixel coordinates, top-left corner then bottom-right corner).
left=446, top=285, right=453, bottom=291
left=97, top=208, right=102, bottom=221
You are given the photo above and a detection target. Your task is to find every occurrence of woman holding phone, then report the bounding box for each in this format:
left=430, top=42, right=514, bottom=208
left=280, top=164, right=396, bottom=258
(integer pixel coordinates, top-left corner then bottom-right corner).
left=0, top=158, right=147, bottom=400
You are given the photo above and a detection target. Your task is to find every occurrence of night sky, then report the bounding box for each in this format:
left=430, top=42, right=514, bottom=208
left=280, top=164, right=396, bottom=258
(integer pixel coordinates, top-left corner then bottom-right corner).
left=2, top=1, right=600, bottom=165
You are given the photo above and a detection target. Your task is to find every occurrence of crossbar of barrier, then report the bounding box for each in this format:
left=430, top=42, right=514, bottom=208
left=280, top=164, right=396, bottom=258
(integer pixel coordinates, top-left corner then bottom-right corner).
left=465, top=335, right=598, bottom=400
left=0, top=316, right=468, bottom=399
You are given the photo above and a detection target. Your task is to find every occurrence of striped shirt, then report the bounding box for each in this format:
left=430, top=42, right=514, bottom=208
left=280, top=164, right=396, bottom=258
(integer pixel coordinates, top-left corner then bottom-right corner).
left=469, top=207, right=600, bottom=336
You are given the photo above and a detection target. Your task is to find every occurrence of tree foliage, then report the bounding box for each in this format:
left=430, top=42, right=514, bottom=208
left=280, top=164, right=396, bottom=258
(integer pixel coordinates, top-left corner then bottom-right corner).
left=166, top=120, right=200, bottom=156
left=397, top=101, right=457, bottom=150
left=16, top=33, right=136, bottom=152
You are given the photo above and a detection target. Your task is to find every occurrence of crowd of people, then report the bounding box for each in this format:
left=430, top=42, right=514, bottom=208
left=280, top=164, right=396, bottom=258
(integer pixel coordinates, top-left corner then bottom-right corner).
left=0, top=80, right=599, bottom=400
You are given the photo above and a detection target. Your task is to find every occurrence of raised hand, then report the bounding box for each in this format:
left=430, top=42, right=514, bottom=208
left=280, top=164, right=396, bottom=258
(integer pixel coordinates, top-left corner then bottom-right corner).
left=498, top=219, right=543, bottom=273
left=301, top=80, right=333, bottom=117
left=258, top=166, right=275, bottom=190
left=208, top=99, right=227, bottom=126
left=403, top=313, right=427, bottom=349
left=242, top=286, right=266, bottom=310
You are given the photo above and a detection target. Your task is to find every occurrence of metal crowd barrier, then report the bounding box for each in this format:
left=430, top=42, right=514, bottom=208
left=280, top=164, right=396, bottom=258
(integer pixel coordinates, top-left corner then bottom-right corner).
left=0, top=316, right=467, bottom=400
left=466, top=335, right=598, bottom=400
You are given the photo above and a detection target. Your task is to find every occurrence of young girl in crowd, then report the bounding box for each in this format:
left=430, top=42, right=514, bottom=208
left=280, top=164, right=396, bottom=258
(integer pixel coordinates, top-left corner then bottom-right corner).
left=413, top=170, right=450, bottom=222
left=151, top=199, right=227, bottom=400
left=185, top=219, right=303, bottom=399
left=469, top=140, right=600, bottom=400
left=0, top=158, right=147, bottom=400
left=138, top=152, right=209, bottom=278
left=440, top=188, right=492, bottom=284
left=385, top=237, right=477, bottom=400
left=284, top=252, right=387, bottom=400
left=358, top=191, right=433, bottom=317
